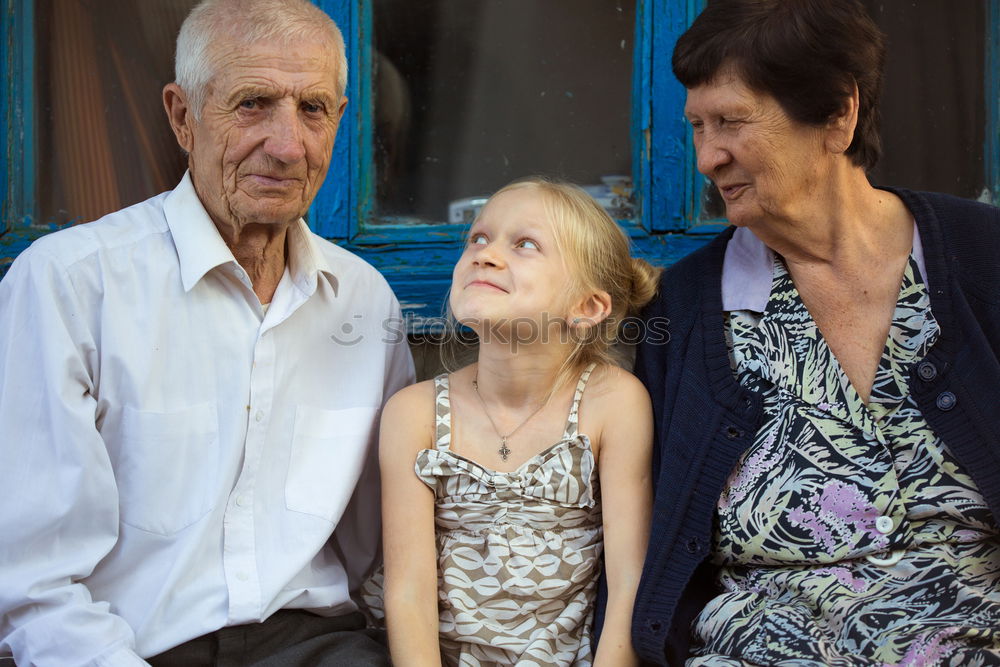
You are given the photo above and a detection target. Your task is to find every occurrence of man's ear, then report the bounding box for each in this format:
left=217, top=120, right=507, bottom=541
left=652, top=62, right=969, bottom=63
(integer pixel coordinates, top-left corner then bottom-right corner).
left=826, top=81, right=860, bottom=155
left=336, top=95, right=348, bottom=123
left=163, top=83, right=195, bottom=154
left=569, top=290, right=613, bottom=330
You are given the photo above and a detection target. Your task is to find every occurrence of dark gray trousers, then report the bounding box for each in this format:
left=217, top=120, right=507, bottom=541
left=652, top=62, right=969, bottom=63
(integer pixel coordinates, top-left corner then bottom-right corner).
left=147, top=610, right=389, bottom=667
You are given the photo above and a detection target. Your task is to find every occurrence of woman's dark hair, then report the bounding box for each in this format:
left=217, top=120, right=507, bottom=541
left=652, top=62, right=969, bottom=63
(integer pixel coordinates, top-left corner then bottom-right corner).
left=673, top=0, right=886, bottom=171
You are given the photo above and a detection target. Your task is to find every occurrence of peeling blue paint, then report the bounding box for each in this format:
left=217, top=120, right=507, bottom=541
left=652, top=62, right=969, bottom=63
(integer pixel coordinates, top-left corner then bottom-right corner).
left=309, top=0, right=353, bottom=239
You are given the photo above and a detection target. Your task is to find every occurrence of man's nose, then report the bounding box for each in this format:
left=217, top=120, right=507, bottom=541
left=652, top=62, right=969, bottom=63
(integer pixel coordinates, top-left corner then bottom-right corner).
left=695, top=130, right=731, bottom=176
left=264, top=104, right=307, bottom=164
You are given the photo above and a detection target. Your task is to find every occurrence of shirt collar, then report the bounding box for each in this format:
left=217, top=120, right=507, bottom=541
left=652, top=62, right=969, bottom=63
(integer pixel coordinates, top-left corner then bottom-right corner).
left=721, top=222, right=928, bottom=313
left=285, top=214, right=339, bottom=297
left=721, top=226, right=775, bottom=312
left=165, top=171, right=338, bottom=295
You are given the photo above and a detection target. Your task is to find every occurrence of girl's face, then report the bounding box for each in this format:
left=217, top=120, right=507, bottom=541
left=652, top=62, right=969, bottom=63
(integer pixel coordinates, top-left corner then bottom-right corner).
left=450, top=187, right=576, bottom=335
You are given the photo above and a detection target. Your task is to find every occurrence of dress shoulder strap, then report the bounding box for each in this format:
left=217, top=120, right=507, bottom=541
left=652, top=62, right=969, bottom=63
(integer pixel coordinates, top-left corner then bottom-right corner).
left=562, top=362, right=598, bottom=440
left=433, top=374, right=452, bottom=451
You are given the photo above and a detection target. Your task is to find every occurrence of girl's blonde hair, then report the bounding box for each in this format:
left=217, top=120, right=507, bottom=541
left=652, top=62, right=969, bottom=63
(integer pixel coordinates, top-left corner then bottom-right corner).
left=492, top=177, right=662, bottom=374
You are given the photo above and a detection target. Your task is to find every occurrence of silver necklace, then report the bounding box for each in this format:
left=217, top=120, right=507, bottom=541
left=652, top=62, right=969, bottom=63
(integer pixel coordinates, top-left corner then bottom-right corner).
left=472, top=377, right=551, bottom=461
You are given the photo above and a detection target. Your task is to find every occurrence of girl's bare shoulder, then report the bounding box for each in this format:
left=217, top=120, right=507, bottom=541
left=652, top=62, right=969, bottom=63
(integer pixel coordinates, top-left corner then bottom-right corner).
left=382, top=367, right=471, bottom=431
left=581, top=363, right=651, bottom=407
left=384, top=377, right=437, bottom=415
left=576, top=364, right=652, bottom=441
left=380, top=379, right=438, bottom=450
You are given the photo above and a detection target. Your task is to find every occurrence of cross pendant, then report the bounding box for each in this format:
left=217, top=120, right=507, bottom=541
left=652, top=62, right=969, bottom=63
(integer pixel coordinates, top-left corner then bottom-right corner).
left=498, top=437, right=511, bottom=461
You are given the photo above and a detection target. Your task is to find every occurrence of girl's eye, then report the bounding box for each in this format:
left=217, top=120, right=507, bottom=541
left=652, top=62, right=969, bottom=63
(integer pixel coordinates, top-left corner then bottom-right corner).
left=516, top=238, right=539, bottom=250
left=469, top=233, right=488, bottom=246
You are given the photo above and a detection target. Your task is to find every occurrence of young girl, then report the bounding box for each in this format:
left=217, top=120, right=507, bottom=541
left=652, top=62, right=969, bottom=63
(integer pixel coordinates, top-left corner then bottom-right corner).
left=379, top=178, right=658, bottom=666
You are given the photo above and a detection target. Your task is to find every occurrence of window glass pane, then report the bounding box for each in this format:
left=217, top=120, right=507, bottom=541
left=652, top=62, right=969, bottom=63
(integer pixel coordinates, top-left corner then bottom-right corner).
left=373, top=0, right=635, bottom=224
left=36, top=0, right=194, bottom=226
left=864, top=0, right=986, bottom=200
left=695, top=0, right=988, bottom=223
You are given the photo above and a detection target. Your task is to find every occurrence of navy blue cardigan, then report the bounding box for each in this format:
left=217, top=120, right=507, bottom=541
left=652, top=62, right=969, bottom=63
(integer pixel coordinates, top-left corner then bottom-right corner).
left=629, top=189, right=1000, bottom=665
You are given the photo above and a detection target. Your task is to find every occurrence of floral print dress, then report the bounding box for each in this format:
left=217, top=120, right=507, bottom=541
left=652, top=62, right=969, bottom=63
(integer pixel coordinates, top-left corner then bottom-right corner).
left=690, top=255, right=1000, bottom=666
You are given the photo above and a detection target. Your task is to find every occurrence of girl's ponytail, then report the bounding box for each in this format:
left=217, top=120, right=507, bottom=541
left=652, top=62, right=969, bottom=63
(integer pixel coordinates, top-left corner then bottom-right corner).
left=627, top=257, right=662, bottom=316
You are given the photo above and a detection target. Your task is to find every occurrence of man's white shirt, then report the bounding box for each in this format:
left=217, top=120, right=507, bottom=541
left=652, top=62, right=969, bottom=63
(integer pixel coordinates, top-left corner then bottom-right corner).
left=0, top=172, right=415, bottom=665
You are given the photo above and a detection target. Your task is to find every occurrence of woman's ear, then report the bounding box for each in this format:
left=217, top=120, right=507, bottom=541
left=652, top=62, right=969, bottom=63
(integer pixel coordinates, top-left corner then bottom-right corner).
left=569, top=291, right=612, bottom=330
left=826, top=81, right=860, bottom=155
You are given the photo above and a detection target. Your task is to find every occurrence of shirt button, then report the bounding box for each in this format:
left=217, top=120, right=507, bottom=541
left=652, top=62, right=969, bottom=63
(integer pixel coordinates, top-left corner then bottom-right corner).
left=875, top=515, right=894, bottom=534
left=236, top=495, right=249, bottom=507
left=936, top=391, right=957, bottom=411
left=866, top=550, right=904, bottom=567
left=236, top=572, right=249, bottom=582
left=916, top=361, right=937, bottom=382
left=255, top=410, right=265, bottom=422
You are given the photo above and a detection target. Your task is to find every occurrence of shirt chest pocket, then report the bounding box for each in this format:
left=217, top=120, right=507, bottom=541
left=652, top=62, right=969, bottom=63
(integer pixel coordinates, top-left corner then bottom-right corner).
left=112, top=403, right=219, bottom=535
left=286, top=405, right=379, bottom=523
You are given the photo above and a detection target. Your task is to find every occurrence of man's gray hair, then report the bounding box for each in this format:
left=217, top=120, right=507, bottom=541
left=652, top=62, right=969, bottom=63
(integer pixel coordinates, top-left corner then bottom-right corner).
left=175, top=0, right=348, bottom=120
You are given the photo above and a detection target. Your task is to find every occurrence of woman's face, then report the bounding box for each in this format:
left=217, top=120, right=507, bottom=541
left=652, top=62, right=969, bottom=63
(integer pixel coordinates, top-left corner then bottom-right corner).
left=684, top=70, right=831, bottom=229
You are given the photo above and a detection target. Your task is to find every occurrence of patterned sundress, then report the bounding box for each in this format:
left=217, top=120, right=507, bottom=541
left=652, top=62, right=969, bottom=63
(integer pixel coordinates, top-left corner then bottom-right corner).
left=690, top=255, right=1000, bottom=666
left=364, top=364, right=603, bottom=666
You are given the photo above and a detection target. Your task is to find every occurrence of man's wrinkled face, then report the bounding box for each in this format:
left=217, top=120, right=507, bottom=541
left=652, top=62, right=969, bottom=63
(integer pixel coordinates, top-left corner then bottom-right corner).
left=186, top=37, right=347, bottom=233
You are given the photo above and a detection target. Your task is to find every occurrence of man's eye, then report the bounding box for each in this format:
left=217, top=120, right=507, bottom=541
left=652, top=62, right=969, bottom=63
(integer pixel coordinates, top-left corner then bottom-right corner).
left=303, top=101, right=324, bottom=114
left=239, top=98, right=260, bottom=110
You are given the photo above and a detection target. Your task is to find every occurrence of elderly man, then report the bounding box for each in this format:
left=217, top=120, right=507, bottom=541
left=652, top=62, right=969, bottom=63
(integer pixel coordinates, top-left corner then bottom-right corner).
left=0, top=1, right=413, bottom=665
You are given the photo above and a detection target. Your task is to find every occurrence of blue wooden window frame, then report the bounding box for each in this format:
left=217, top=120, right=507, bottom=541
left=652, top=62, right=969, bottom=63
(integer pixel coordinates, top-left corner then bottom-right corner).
left=3, top=0, right=1000, bottom=325
left=314, top=0, right=723, bottom=323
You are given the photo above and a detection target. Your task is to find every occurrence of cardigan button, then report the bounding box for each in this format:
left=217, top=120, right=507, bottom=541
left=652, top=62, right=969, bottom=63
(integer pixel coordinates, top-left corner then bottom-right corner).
left=686, top=537, right=702, bottom=554
left=916, top=361, right=937, bottom=382
left=936, top=391, right=957, bottom=411
left=647, top=619, right=663, bottom=633
left=725, top=426, right=742, bottom=440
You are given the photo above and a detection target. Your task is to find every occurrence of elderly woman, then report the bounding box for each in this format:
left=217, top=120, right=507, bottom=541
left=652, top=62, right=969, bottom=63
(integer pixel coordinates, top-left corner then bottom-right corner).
left=629, top=1, right=1000, bottom=664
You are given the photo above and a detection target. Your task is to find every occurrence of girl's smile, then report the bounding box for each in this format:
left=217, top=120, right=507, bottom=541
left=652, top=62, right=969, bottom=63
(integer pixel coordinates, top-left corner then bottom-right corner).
left=465, top=278, right=509, bottom=293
